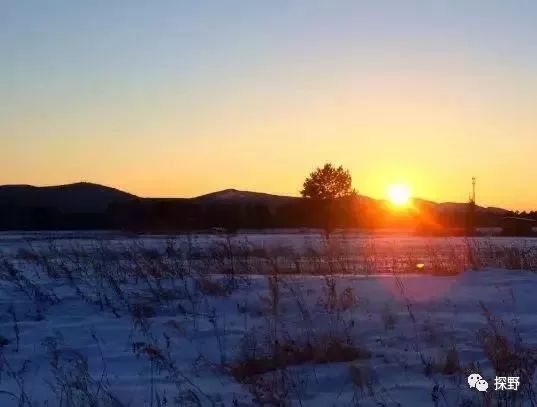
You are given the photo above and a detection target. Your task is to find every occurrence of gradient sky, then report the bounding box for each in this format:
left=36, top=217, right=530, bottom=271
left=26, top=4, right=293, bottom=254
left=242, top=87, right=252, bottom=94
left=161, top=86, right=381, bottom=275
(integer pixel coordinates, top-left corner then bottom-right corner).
left=2, top=1, right=537, bottom=209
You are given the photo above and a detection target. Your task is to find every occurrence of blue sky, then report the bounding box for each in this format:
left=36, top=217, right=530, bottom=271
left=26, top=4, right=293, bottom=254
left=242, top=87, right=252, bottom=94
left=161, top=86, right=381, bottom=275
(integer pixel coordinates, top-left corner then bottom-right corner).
left=2, top=1, right=537, bottom=208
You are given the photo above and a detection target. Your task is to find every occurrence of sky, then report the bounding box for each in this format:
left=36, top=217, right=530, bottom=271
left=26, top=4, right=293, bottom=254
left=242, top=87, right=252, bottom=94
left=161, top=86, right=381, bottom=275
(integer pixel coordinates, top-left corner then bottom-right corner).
left=2, top=1, right=537, bottom=210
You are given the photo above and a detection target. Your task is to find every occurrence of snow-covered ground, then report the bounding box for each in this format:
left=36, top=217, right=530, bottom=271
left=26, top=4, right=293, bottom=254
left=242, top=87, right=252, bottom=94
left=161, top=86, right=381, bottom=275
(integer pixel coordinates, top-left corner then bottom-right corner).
left=0, top=232, right=536, bottom=406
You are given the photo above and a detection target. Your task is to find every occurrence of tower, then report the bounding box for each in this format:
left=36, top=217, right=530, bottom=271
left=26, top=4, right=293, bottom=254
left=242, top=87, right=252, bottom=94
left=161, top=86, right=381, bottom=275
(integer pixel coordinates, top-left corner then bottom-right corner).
left=471, top=177, right=476, bottom=204
left=466, top=177, right=477, bottom=236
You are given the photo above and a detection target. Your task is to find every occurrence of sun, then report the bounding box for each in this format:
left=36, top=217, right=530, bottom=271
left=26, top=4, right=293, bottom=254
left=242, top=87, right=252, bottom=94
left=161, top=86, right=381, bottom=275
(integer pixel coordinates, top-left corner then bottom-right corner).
left=387, top=184, right=411, bottom=207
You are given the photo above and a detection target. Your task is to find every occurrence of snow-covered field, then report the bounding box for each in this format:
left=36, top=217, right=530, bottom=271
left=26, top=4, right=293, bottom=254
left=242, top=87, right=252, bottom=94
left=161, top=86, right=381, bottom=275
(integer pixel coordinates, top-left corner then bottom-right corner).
left=1, top=232, right=537, bottom=406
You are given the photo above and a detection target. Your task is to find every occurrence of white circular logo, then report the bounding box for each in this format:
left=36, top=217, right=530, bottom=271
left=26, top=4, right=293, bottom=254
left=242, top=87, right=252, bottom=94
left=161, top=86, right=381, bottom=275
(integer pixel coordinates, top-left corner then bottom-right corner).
left=467, top=373, right=482, bottom=388
left=476, top=379, right=489, bottom=392
left=468, top=373, right=489, bottom=392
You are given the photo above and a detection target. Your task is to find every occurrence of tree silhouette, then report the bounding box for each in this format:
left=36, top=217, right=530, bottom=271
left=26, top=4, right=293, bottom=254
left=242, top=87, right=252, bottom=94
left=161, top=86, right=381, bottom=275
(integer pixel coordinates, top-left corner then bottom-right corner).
left=301, top=163, right=355, bottom=200
left=301, top=163, right=356, bottom=237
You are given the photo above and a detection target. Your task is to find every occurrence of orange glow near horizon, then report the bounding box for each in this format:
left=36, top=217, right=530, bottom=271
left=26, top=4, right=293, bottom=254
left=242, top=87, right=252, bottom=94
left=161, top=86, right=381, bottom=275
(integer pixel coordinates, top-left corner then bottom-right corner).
left=2, top=2, right=537, bottom=211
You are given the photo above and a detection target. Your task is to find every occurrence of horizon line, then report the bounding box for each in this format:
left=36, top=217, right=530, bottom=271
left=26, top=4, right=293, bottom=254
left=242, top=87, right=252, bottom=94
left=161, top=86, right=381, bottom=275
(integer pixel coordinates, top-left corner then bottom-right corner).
left=0, top=180, right=525, bottom=212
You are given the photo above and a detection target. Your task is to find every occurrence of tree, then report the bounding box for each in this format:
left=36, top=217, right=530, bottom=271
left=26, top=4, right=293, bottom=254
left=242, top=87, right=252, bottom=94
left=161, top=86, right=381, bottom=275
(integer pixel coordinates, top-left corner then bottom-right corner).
left=301, top=163, right=355, bottom=200
left=301, top=163, right=357, bottom=237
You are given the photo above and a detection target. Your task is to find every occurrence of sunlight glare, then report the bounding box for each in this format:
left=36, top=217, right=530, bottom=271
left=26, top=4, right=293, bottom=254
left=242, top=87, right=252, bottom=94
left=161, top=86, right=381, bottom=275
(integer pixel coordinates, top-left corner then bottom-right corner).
left=387, top=184, right=411, bottom=206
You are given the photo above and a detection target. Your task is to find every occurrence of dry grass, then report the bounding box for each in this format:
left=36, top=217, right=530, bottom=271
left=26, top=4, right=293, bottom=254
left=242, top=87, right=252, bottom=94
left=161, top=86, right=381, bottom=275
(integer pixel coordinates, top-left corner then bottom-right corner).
left=230, top=336, right=371, bottom=381
left=2, top=235, right=537, bottom=405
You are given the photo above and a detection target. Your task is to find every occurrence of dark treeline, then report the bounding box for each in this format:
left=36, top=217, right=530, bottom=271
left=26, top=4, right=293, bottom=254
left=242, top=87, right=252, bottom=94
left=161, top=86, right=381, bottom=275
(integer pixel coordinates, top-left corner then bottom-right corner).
left=101, top=198, right=525, bottom=234
left=0, top=206, right=109, bottom=230
left=0, top=197, right=518, bottom=234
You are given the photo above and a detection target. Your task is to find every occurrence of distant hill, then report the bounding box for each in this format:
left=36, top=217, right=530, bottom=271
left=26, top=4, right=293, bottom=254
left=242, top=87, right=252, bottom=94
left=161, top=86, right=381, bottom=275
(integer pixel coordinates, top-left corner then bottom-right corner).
left=0, top=182, right=137, bottom=213
left=413, top=198, right=511, bottom=215
left=0, top=183, right=513, bottom=215
left=192, top=188, right=298, bottom=209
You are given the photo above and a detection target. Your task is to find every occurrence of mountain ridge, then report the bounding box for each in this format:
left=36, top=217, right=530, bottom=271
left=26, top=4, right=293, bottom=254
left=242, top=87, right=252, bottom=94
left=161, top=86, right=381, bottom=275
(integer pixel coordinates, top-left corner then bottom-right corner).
left=0, top=182, right=137, bottom=213
left=0, top=182, right=512, bottom=214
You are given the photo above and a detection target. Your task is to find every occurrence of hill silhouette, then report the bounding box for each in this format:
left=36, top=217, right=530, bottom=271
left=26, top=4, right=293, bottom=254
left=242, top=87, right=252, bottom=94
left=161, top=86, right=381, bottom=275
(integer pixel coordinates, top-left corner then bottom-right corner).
left=0, top=182, right=517, bottom=232
left=0, top=182, right=136, bottom=213
left=192, top=188, right=298, bottom=208
left=0, top=182, right=512, bottom=214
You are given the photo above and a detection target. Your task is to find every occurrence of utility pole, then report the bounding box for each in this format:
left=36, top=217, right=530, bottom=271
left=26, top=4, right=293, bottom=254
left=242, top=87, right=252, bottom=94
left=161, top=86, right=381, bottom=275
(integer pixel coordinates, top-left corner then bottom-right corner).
left=467, top=177, right=476, bottom=236
left=471, top=177, right=476, bottom=205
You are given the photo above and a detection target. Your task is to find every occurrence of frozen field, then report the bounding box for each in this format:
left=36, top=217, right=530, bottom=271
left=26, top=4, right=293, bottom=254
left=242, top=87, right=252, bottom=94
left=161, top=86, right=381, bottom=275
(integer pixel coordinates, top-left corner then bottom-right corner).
left=0, top=232, right=536, bottom=406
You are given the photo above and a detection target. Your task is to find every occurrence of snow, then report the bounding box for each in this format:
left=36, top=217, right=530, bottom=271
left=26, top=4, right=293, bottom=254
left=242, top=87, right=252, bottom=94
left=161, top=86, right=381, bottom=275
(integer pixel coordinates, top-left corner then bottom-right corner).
left=0, top=232, right=536, bottom=406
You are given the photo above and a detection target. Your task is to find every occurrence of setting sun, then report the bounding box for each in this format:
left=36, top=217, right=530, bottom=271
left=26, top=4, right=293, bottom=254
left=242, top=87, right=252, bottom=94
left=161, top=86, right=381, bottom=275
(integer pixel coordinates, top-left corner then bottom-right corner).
left=387, top=184, right=411, bottom=206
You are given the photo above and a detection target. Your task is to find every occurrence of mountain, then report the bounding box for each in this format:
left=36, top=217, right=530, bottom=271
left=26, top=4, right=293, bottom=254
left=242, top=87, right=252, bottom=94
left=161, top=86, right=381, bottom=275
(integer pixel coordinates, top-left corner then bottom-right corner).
left=413, top=198, right=511, bottom=215
left=192, top=188, right=298, bottom=209
left=0, top=183, right=513, bottom=214
left=0, top=182, right=137, bottom=213
left=0, top=182, right=517, bottom=231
